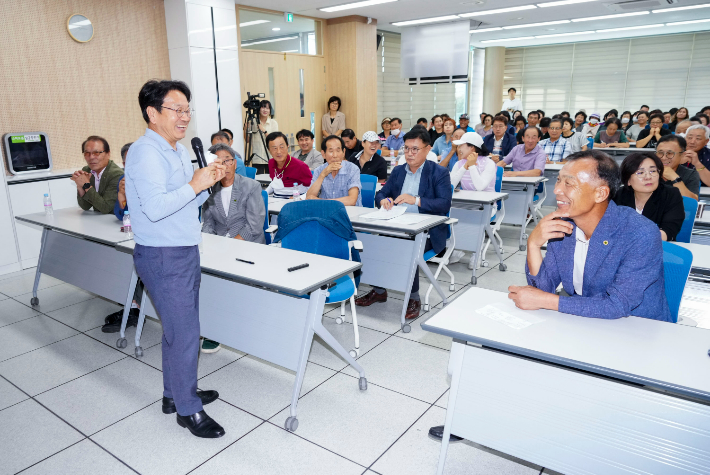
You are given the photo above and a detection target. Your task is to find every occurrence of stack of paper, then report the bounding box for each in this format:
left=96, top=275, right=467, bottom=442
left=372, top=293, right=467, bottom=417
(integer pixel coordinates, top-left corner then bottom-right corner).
left=360, top=206, right=407, bottom=220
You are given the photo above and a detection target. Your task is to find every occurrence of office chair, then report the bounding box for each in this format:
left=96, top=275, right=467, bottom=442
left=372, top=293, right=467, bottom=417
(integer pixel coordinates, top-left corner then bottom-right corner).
left=360, top=174, right=378, bottom=208
left=662, top=241, right=693, bottom=323
left=524, top=180, right=546, bottom=230
left=261, top=190, right=277, bottom=244
left=480, top=166, right=507, bottom=269
left=676, top=196, right=698, bottom=244
left=423, top=186, right=459, bottom=311
left=246, top=166, right=257, bottom=180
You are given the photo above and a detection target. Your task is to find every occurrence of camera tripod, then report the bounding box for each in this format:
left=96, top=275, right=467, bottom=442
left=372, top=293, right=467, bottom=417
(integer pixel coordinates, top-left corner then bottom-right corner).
left=243, top=108, right=269, bottom=171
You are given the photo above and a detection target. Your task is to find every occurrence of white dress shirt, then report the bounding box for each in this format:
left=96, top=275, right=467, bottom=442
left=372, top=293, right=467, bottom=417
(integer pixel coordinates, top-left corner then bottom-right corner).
left=573, top=226, right=590, bottom=296
left=503, top=97, right=522, bottom=112
left=220, top=185, right=232, bottom=218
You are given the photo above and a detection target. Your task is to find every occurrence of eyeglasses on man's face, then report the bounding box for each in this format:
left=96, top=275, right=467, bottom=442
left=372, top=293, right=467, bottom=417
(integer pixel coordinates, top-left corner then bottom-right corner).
left=162, top=105, right=194, bottom=118
left=656, top=150, right=681, bottom=159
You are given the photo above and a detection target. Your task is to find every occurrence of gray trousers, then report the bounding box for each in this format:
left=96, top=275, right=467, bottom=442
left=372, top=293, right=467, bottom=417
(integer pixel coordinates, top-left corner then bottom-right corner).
left=134, top=244, right=203, bottom=416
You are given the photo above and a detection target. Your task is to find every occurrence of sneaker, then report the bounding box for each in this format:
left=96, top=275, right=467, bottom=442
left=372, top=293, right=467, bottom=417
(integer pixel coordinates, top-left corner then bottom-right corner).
left=467, top=253, right=477, bottom=270
left=448, top=250, right=465, bottom=264
left=201, top=339, right=221, bottom=354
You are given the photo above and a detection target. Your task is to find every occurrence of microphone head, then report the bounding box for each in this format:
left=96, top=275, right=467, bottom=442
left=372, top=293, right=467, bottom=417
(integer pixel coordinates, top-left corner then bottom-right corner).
left=191, top=137, right=203, bottom=151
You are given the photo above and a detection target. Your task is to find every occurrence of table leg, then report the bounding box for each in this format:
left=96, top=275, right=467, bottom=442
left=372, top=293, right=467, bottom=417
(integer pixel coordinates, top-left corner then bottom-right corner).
left=397, top=233, right=425, bottom=333
left=484, top=208, right=506, bottom=272
left=436, top=340, right=467, bottom=475
left=117, top=268, right=139, bottom=350
left=518, top=186, right=531, bottom=252
left=466, top=206, right=489, bottom=286
left=30, top=227, right=48, bottom=307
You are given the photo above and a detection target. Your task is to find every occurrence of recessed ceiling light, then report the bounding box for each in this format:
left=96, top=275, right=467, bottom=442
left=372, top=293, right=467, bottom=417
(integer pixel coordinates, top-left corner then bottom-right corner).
left=595, top=23, right=663, bottom=32
left=282, top=50, right=299, bottom=52
left=537, top=0, right=597, bottom=7
left=239, top=20, right=270, bottom=27
left=535, top=30, right=595, bottom=38
left=458, top=5, right=537, bottom=17
left=320, top=0, right=397, bottom=12
left=665, top=18, right=710, bottom=26
left=469, top=27, right=503, bottom=33
left=653, top=4, right=710, bottom=13
left=241, top=36, right=299, bottom=46
left=514, top=17, right=524, bottom=19
left=392, top=15, right=460, bottom=26
left=480, top=36, right=535, bottom=43
left=272, top=27, right=281, bottom=31
left=503, top=20, right=571, bottom=29
left=572, top=11, right=649, bottom=22
left=545, top=28, right=556, bottom=31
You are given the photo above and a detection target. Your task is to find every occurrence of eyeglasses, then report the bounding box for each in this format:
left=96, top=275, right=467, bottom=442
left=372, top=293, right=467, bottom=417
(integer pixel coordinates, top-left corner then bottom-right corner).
left=83, top=151, right=105, bottom=157
left=162, top=105, right=194, bottom=118
left=656, top=150, right=681, bottom=159
left=404, top=146, right=424, bottom=154
left=634, top=168, right=659, bottom=178
left=220, top=158, right=235, bottom=166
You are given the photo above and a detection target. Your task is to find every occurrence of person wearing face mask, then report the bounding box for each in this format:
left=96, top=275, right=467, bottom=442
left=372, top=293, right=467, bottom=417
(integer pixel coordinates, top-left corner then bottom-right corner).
left=307, top=135, right=362, bottom=206
left=581, top=113, right=601, bottom=138
left=349, top=131, right=389, bottom=182
left=619, top=111, right=632, bottom=131
left=656, top=135, right=699, bottom=199
left=593, top=118, right=629, bottom=149
left=613, top=152, right=684, bottom=242
left=636, top=113, right=671, bottom=149
left=383, top=117, right=406, bottom=158
left=266, top=131, right=312, bottom=198
left=626, top=111, right=648, bottom=141
left=247, top=100, right=278, bottom=174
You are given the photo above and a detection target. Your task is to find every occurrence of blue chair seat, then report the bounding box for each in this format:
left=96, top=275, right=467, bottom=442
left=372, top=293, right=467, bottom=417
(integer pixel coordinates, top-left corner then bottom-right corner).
left=533, top=195, right=541, bottom=203
left=325, top=275, right=356, bottom=303
left=423, top=249, right=437, bottom=262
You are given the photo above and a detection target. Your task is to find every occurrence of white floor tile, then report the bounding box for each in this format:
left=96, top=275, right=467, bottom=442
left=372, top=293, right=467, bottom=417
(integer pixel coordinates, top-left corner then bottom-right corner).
left=371, top=406, right=541, bottom=475
left=0, top=315, right=78, bottom=362
left=192, top=422, right=365, bottom=475
left=199, top=356, right=336, bottom=419
left=16, top=282, right=95, bottom=313
left=418, top=279, right=467, bottom=309
left=0, top=376, right=28, bottom=411
left=343, top=336, right=450, bottom=404
left=270, top=373, right=430, bottom=467
left=434, top=390, right=449, bottom=410
left=0, top=293, right=7, bottom=301
left=394, top=307, right=453, bottom=351
left=20, top=438, right=135, bottom=475
left=0, top=297, right=41, bottom=328
left=0, top=271, right=63, bottom=297
left=0, top=267, right=36, bottom=282
left=503, top=252, right=530, bottom=274
left=308, top=317, right=390, bottom=372
left=35, top=357, right=163, bottom=435
left=0, top=333, right=126, bottom=396
left=84, top=318, right=164, bottom=355
left=0, top=399, right=84, bottom=474
left=476, top=268, right=530, bottom=293
left=137, top=342, right=246, bottom=379
left=46, top=297, right=122, bottom=332
left=92, top=400, right=261, bottom=475
left=324, top=296, right=411, bottom=334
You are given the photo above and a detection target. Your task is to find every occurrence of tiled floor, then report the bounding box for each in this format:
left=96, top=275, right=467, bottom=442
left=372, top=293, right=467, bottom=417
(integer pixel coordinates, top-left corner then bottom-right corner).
left=0, top=219, right=561, bottom=475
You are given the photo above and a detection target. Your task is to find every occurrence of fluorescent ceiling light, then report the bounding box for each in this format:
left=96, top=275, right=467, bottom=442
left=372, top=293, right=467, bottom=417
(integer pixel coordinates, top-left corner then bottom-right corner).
left=596, top=23, right=663, bottom=32
left=572, top=11, right=649, bottom=22
left=535, top=30, right=595, bottom=38
left=665, top=18, right=710, bottom=26
left=481, top=36, right=535, bottom=43
left=392, top=15, right=460, bottom=26
left=241, top=36, right=298, bottom=46
left=469, top=27, right=503, bottom=33
left=653, top=4, right=710, bottom=13
left=503, top=20, right=570, bottom=29
left=281, top=50, right=299, bottom=52
left=458, top=5, right=536, bottom=17
left=272, top=28, right=281, bottom=31
left=537, top=0, right=596, bottom=7
left=239, top=20, right=270, bottom=27
left=320, top=0, right=397, bottom=12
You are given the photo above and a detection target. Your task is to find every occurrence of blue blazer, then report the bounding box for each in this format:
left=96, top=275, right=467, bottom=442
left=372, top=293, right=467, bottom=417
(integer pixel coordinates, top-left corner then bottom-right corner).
left=526, top=201, right=671, bottom=322
left=483, top=133, right=516, bottom=158
left=375, top=160, right=452, bottom=253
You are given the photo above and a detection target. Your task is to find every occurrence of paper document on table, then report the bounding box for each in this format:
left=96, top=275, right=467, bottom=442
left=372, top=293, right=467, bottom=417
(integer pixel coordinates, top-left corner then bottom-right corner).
left=360, top=206, right=407, bottom=220
left=476, top=304, right=545, bottom=330
left=388, top=214, right=431, bottom=225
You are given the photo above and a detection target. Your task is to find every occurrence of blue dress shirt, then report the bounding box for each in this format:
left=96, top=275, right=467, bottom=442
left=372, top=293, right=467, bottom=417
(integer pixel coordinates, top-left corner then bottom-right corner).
left=311, top=160, right=362, bottom=206
left=401, top=164, right=424, bottom=213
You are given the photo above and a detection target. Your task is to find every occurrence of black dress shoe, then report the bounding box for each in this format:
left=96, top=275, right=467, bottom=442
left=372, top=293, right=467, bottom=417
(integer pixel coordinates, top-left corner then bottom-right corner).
left=104, top=309, right=123, bottom=325
left=162, top=389, right=219, bottom=414
left=101, top=309, right=139, bottom=333
left=176, top=410, right=225, bottom=438
left=428, top=425, right=463, bottom=442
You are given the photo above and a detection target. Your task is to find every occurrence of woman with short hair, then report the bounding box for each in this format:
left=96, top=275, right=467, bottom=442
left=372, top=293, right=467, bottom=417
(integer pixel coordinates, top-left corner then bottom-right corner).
left=594, top=118, right=629, bottom=148
left=322, top=96, right=346, bottom=137
left=574, top=111, right=587, bottom=132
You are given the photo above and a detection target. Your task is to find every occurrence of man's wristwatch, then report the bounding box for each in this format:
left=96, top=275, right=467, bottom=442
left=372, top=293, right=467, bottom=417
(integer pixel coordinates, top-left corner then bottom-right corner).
left=414, top=195, right=420, bottom=206
left=669, top=177, right=683, bottom=185
left=82, top=183, right=92, bottom=191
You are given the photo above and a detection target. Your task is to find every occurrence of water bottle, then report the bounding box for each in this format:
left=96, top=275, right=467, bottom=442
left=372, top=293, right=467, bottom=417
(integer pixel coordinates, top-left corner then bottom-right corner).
left=43, top=194, right=53, bottom=215
left=293, top=189, right=300, bottom=200
left=123, top=211, right=133, bottom=239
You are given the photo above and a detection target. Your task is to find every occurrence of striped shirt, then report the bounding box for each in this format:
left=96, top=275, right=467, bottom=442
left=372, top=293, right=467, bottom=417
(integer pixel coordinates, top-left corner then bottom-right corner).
left=311, top=160, right=362, bottom=206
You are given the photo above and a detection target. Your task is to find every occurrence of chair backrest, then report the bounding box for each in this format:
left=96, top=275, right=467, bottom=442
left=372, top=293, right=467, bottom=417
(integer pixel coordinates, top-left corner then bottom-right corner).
left=246, top=166, right=257, bottom=179
left=677, top=197, right=698, bottom=243
left=261, top=190, right=271, bottom=245
left=280, top=221, right=350, bottom=260
left=662, top=241, right=693, bottom=323
left=587, top=137, right=594, bottom=150
left=495, top=166, right=503, bottom=211
left=360, top=174, right=378, bottom=208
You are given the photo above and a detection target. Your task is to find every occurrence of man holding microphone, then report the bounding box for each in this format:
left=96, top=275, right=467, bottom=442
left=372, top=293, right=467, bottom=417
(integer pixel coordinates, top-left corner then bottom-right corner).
left=125, top=80, right=227, bottom=438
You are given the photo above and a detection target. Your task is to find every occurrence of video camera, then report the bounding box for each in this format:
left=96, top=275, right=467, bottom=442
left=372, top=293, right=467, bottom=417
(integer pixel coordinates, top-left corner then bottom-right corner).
left=243, top=92, right=265, bottom=114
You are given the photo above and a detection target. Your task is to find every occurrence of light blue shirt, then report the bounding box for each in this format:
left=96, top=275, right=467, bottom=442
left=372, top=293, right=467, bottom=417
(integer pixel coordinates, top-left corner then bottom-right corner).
left=311, top=160, right=362, bottom=206
left=385, top=132, right=406, bottom=152
left=431, top=135, right=456, bottom=172
left=401, top=164, right=423, bottom=213
left=125, top=128, right=208, bottom=246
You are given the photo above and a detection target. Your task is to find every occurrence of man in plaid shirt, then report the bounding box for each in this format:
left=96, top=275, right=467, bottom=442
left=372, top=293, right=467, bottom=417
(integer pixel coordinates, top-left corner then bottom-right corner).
left=307, top=135, right=362, bottom=206
left=539, top=118, right=571, bottom=163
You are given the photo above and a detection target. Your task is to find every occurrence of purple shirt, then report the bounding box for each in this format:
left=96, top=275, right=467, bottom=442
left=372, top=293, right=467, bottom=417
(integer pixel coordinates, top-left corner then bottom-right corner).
left=502, top=144, right=546, bottom=172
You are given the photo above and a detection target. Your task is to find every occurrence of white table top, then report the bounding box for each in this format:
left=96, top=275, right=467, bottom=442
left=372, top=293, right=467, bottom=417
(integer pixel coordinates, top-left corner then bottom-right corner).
left=422, top=287, right=710, bottom=402
left=256, top=173, right=271, bottom=185
left=15, top=208, right=132, bottom=246
left=116, top=233, right=361, bottom=295
left=6, top=168, right=75, bottom=184
left=505, top=163, right=563, bottom=171
left=673, top=242, right=710, bottom=271
left=700, top=187, right=710, bottom=198
left=502, top=176, right=547, bottom=185
left=451, top=190, right=508, bottom=205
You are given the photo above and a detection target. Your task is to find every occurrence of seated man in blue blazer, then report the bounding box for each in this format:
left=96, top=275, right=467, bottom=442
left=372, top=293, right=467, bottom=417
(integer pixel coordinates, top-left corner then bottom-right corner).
left=483, top=115, right=516, bottom=164
left=355, top=128, right=452, bottom=320
left=509, top=150, right=671, bottom=322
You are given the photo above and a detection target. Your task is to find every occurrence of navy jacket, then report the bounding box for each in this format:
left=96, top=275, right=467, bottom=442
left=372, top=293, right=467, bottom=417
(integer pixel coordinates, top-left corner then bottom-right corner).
left=526, top=201, right=671, bottom=322
left=375, top=160, right=452, bottom=253
left=483, top=133, right=516, bottom=158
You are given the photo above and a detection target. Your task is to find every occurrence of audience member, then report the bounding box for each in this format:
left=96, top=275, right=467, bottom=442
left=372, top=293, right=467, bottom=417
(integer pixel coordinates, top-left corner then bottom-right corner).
left=603, top=109, right=618, bottom=123
left=684, top=125, right=710, bottom=186
left=574, top=111, right=587, bottom=132
left=675, top=120, right=692, bottom=136
left=636, top=113, right=671, bottom=148
left=477, top=114, right=493, bottom=137
left=484, top=115, right=516, bottom=163
left=220, top=128, right=234, bottom=146
left=670, top=107, right=689, bottom=132
left=700, top=106, right=710, bottom=115
left=561, top=117, right=587, bottom=154
left=322, top=96, right=346, bottom=137
left=379, top=117, right=392, bottom=142
left=499, top=127, right=545, bottom=177
left=502, top=87, right=522, bottom=114
left=664, top=111, right=672, bottom=125
left=516, top=111, right=541, bottom=144
left=619, top=111, right=632, bottom=129
left=342, top=129, right=364, bottom=161
left=626, top=111, right=649, bottom=141
left=581, top=112, right=601, bottom=138
left=358, top=128, right=451, bottom=320
left=537, top=109, right=546, bottom=118
left=514, top=116, right=527, bottom=134
left=656, top=135, right=699, bottom=199
left=210, top=131, right=230, bottom=145
left=72, top=136, right=124, bottom=214
left=349, top=131, right=388, bottom=182
left=211, top=131, right=247, bottom=177
left=458, top=114, right=474, bottom=132
left=594, top=118, right=629, bottom=148
left=698, top=113, right=710, bottom=127
left=114, top=142, right=133, bottom=221
left=384, top=117, right=406, bottom=158
left=513, top=110, right=523, bottom=119
left=266, top=131, right=312, bottom=197
left=250, top=99, right=278, bottom=174
left=293, top=129, right=324, bottom=170
left=511, top=150, right=670, bottom=321
left=417, top=117, right=428, bottom=127
left=539, top=117, right=551, bottom=139
left=539, top=118, right=571, bottom=163
left=689, top=116, right=703, bottom=125
left=307, top=135, right=362, bottom=206
left=429, top=115, right=444, bottom=144
left=561, top=111, right=571, bottom=118
left=640, top=104, right=650, bottom=112
left=614, top=152, right=684, bottom=242
left=432, top=118, right=458, bottom=171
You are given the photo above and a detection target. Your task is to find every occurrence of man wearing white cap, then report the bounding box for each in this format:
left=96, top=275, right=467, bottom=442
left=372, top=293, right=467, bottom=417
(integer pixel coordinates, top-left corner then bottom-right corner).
left=348, top=131, right=389, bottom=182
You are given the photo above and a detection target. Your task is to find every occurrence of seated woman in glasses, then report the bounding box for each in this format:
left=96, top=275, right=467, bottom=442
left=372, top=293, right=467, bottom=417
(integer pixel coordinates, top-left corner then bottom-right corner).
left=613, top=152, right=684, bottom=241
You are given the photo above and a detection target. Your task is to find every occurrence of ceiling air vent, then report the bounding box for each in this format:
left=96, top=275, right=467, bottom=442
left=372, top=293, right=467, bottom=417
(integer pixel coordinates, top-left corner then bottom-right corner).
left=604, top=0, right=677, bottom=11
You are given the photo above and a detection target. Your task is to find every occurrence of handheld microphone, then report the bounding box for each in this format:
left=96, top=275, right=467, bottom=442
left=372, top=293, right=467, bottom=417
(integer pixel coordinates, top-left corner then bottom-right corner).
left=190, top=137, right=212, bottom=194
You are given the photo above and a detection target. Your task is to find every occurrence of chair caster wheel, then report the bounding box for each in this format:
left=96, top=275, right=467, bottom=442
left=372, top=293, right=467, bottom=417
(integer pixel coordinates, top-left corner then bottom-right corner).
left=135, top=346, right=143, bottom=358
left=335, top=317, right=343, bottom=324
left=499, top=263, right=507, bottom=271
left=471, top=276, right=477, bottom=285
left=284, top=416, right=298, bottom=432
left=449, top=284, right=455, bottom=291
left=423, top=304, right=430, bottom=311
left=30, top=297, right=39, bottom=306
left=116, top=338, right=127, bottom=349
left=482, top=261, right=489, bottom=267
left=519, top=245, right=527, bottom=251
left=359, top=377, right=367, bottom=390
left=349, top=348, right=359, bottom=358
left=402, top=324, right=411, bottom=333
